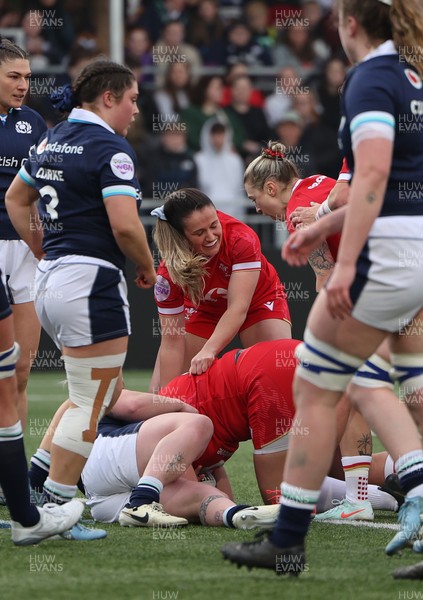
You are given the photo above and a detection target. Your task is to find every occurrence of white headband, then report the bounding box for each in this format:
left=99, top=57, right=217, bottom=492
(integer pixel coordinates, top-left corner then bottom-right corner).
left=378, top=0, right=392, bottom=5
left=151, top=206, right=167, bottom=221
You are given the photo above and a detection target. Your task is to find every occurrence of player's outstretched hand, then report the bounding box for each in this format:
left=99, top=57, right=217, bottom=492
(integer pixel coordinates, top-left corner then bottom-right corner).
left=324, top=263, right=355, bottom=320
left=282, top=222, right=327, bottom=266
left=135, top=266, right=157, bottom=289
left=189, top=349, right=215, bottom=375
left=290, top=203, right=319, bottom=228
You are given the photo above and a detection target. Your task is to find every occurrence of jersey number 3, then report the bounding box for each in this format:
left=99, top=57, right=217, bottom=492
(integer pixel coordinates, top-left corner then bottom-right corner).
left=40, top=185, right=59, bottom=220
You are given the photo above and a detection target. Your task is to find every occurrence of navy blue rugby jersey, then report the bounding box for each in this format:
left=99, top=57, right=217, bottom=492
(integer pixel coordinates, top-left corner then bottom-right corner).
left=19, top=108, right=141, bottom=270
left=0, top=106, right=46, bottom=239
left=339, top=41, right=423, bottom=217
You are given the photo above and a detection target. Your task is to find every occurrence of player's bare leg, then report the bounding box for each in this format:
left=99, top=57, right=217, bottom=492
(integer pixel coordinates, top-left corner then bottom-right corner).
left=119, top=412, right=213, bottom=527
left=11, top=301, right=41, bottom=429
left=222, top=291, right=423, bottom=572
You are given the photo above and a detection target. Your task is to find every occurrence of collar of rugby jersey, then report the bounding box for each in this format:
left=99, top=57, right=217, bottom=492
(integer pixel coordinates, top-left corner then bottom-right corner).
left=362, top=39, right=397, bottom=63
left=0, top=107, right=18, bottom=126
left=68, top=107, right=115, bottom=134
left=290, top=178, right=303, bottom=196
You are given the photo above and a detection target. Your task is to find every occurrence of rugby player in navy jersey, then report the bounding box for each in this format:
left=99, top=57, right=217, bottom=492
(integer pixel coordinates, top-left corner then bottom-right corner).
left=222, top=0, right=423, bottom=574
left=5, top=59, right=159, bottom=538
left=0, top=271, right=83, bottom=545
left=0, top=38, right=46, bottom=435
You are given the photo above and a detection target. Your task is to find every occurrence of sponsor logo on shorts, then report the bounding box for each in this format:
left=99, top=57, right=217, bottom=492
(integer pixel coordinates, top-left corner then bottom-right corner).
left=264, top=301, right=274, bottom=311
left=110, top=152, right=134, bottom=180
left=15, top=120, right=32, bottom=134
left=154, top=275, right=171, bottom=302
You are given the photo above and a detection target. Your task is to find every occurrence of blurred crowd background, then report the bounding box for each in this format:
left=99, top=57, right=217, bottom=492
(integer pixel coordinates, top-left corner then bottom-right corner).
left=1, top=0, right=347, bottom=248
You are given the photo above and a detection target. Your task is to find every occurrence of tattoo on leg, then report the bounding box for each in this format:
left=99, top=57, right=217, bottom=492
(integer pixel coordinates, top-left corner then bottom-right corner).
left=213, top=510, right=224, bottom=526
left=357, top=433, right=372, bottom=456
left=199, top=495, right=226, bottom=526
left=165, top=452, right=184, bottom=472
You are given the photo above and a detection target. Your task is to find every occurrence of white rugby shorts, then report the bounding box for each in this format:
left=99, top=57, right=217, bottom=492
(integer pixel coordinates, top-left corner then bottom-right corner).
left=82, top=431, right=138, bottom=523
left=0, top=240, right=38, bottom=304
left=35, top=255, right=130, bottom=348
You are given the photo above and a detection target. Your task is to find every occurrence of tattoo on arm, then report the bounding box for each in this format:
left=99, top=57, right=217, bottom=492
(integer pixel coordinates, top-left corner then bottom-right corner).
left=366, top=192, right=376, bottom=203
left=308, top=241, right=335, bottom=277
left=357, top=433, right=372, bottom=456
left=199, top=494, right=226, bottom=526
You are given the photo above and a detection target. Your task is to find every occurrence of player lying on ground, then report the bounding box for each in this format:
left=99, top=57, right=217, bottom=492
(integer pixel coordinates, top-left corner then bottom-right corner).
left=29, top=391, right=281, bottom=530
left=28, top=340, right=399, bottom=525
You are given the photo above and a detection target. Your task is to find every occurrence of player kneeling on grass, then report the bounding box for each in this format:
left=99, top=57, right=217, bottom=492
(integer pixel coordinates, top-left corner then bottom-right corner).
left=30, top=395, right=279, bottom=529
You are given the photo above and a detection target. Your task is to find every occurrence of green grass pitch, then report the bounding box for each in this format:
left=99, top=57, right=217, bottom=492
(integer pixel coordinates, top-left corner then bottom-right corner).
left=1, top=371, right=422, bottom=600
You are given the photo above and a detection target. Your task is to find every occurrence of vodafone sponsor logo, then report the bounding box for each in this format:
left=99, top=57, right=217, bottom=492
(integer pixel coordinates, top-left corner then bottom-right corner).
left=36, top=138, right=83, bottom=154
left=110, top=152, right=134, bottom=180
left=36, top=138, right=48, bottom=154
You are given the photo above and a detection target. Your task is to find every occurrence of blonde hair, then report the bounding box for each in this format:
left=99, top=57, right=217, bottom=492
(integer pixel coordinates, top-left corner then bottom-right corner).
left=153, top=189, right=214, bottom=305
left=391, top=0, right=423, bottom=76
left=340, top=0, right=423, bottom=76
left=244, top=141, right=299, bottom=190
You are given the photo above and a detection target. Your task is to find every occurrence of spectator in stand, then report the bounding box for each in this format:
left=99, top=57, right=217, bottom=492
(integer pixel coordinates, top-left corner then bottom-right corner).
left=21, top=11, right=49, bottom=71
left=293, top=89, right=321, bottom=127
left=274, top=111, right=304, bottom=152
left=127, top=0, right=190, bottom=44
left=221, top=62, right=264, bottom=108
left=0, top=2, right=20, bottom=27
left=138, top=129, right=198, bottom=199
left=314, top=56, right=347, bottom=131
left=302, top=0, right=333, bottom=57
left=294, top=91, right=342, bottom=180
left=195, top=120, right=247, bottom=221
left=124, top=27, right=154, bottom=84
left=225, top=74, right=271, bottom=161
left=125, top=58, right=160, bottom=148
left=263, top=65, right=299, bottom=129
left=27, top=47, right=100, bottom=127
left=273, top=24, right=327, bottom=79
left=180, top=75, right=244, bottom=153
left=185, top=0, right=226, bottom=65
left=154, top=61, right=193, bottom=121
left=24, top=0, right=75, bottom=66
left=154, top=20, right=202, bottom=86
left=244, top=0, right=277, bottom=52
left=225, top=20, right=273, bottom=67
